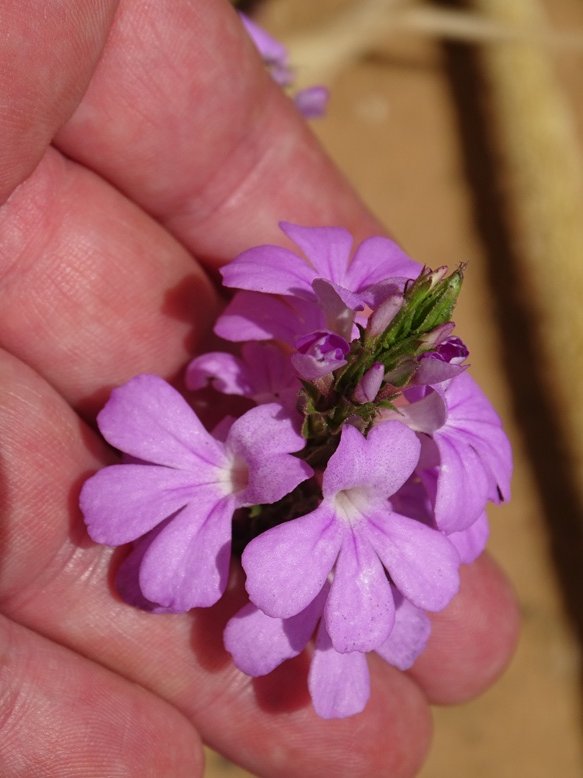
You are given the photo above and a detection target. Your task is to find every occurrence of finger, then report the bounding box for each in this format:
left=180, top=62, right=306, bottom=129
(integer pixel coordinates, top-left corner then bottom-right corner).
left=408, top=553, right=520, bottom=704
left=0, top=0, right=118, bottom=203
left=54, top=0, right=382, bottom=264
left=0, top=614, right=203, bottom=777
left=0, top=349, right=431, bottom=778
left=0, top=147, right=217, bottom=412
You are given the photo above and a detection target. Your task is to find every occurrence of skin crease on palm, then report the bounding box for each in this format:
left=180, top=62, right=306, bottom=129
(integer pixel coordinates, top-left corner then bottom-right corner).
left=0, top=1, right=520, bottom=776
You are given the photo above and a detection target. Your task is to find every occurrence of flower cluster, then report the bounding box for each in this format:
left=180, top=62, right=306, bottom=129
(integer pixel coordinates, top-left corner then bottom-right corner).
left=80, top=223, right=511, bottom=719
left=240, top=12, right=329, bottom=118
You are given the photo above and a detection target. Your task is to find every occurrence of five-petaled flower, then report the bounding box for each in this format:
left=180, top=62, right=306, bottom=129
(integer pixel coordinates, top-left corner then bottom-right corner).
left=80, top=375, right=312, bottom=612
left=242, top=422, right=460, bottom=654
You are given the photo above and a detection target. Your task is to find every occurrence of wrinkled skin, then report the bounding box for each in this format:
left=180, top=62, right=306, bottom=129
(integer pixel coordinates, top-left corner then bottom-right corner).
left=0, top=2, right=519, bottom=776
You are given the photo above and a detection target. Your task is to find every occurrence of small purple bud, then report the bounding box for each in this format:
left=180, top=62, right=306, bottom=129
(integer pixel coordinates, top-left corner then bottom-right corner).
left=414, top=336, right=469, bottom=386
left=353, top=363, right=385, bottom=404
left=434, top=336, right=469, bottom=364
left=294, top=86, right=329, bottom=119
left=419, top=322, right=455, bottom=349
left=368, top=292, right=403, bottom=337
left=291, top=330, right=350, bottom=381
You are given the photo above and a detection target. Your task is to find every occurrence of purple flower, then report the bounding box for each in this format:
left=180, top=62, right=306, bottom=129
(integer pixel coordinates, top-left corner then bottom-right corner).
left=292, top=329, right=350, bottom=380
left=239, top=13, right=329, bottom=118
left=79, top=375, right=312, bottom=611
left=186, top=341, right=300, bottom=410
left=224, top=582, right=430, bottom=719
left=241, top=421, right=460, bottom=653
left=216, top=224, right=420, bottom=348
left=381, top=372, right=512, bottom=533
left=239, top=13, right=293, bottom=87
left=221, top=222, right=419, bottom=305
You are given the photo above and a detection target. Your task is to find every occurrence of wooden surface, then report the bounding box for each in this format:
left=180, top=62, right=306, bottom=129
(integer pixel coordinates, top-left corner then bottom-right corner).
left=206, top=1, right=583, bottom=775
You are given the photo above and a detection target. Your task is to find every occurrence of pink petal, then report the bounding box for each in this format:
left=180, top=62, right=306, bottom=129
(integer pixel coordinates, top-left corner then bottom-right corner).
left=115, top=525, right=179, bottom=613
left=448, top=511, right=489, bottom=564
left=185, top=352, right=252, bottom=396
left=444, top=372, right=512, bottom=501
left=279, top=223, right=353, bottom=285
left=308, top=621, right=370, bottom=719
left=345, top=236, right=419, bottom=290
left=242, top=506, right=344, bottom=618
left=139, top=497, right=234, bottom=611
left=224, top=588, right=326, bottom=676
left=227, top=403, right=304, bottom=455
left=433, top=431, right=491, bottom=532
left=312, top=279, right=357, bottom=340
left=240, top=342, right=300, bottom=404
left=240, top=452, right=312, bottom=507
left=367, top=512, right=460, bottom=612
left=323, top=422, right=420, bottom=501
left=458, top=421, right=512, bottom=504
left=214, top=291, right=323, bottom=344
left=375, top=594, right=431, bottom=670
left=220, top=245, right=315, bottom=297
left=382, top=390, right=447, bottom=434
left=226, top=404, right=312, bottom=506
left=80, top=464, right=202, bottom=545
left=325, top=531, right=394, bottom=652
left=97, top=375, right=225, bottom=470
left=414, top=358, right=467, bottom=386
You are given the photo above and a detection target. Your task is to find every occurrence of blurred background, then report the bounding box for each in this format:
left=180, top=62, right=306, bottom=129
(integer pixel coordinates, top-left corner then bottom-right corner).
left=208, top=0, right=583, bottom=775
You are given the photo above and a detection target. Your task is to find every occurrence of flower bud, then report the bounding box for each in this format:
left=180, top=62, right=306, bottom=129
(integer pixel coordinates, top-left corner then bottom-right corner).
left=353, top=363, right=385, bottom=404
left=292, top=330, right=350, bottom=381
left=367, top=293, right=403, bottom=337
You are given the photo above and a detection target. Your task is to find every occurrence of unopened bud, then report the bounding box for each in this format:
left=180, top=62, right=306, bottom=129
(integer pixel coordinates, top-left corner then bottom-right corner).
left=353, top=363, right=385, bottom=404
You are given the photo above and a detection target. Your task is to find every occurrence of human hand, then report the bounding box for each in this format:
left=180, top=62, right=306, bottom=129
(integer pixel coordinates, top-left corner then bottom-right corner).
left=0, top=1, right=519, bottom=775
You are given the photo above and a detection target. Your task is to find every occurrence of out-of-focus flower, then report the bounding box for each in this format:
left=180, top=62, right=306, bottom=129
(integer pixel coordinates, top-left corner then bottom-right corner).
left=239, top=12, right=329, bottom=118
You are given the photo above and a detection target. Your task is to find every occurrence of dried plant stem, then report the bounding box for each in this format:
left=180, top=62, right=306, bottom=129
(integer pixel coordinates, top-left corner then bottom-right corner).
left=286, top=0, right=583, bottom=87
left=286, top=0, right=408, bottom=85
left=472, top=0, right=583, bottom=496
left=400, top=6, right=583, bottom=49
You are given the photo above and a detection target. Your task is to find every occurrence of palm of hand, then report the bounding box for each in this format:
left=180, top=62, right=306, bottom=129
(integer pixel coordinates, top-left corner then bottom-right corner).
left=0, top=2, right=518, bottom=775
